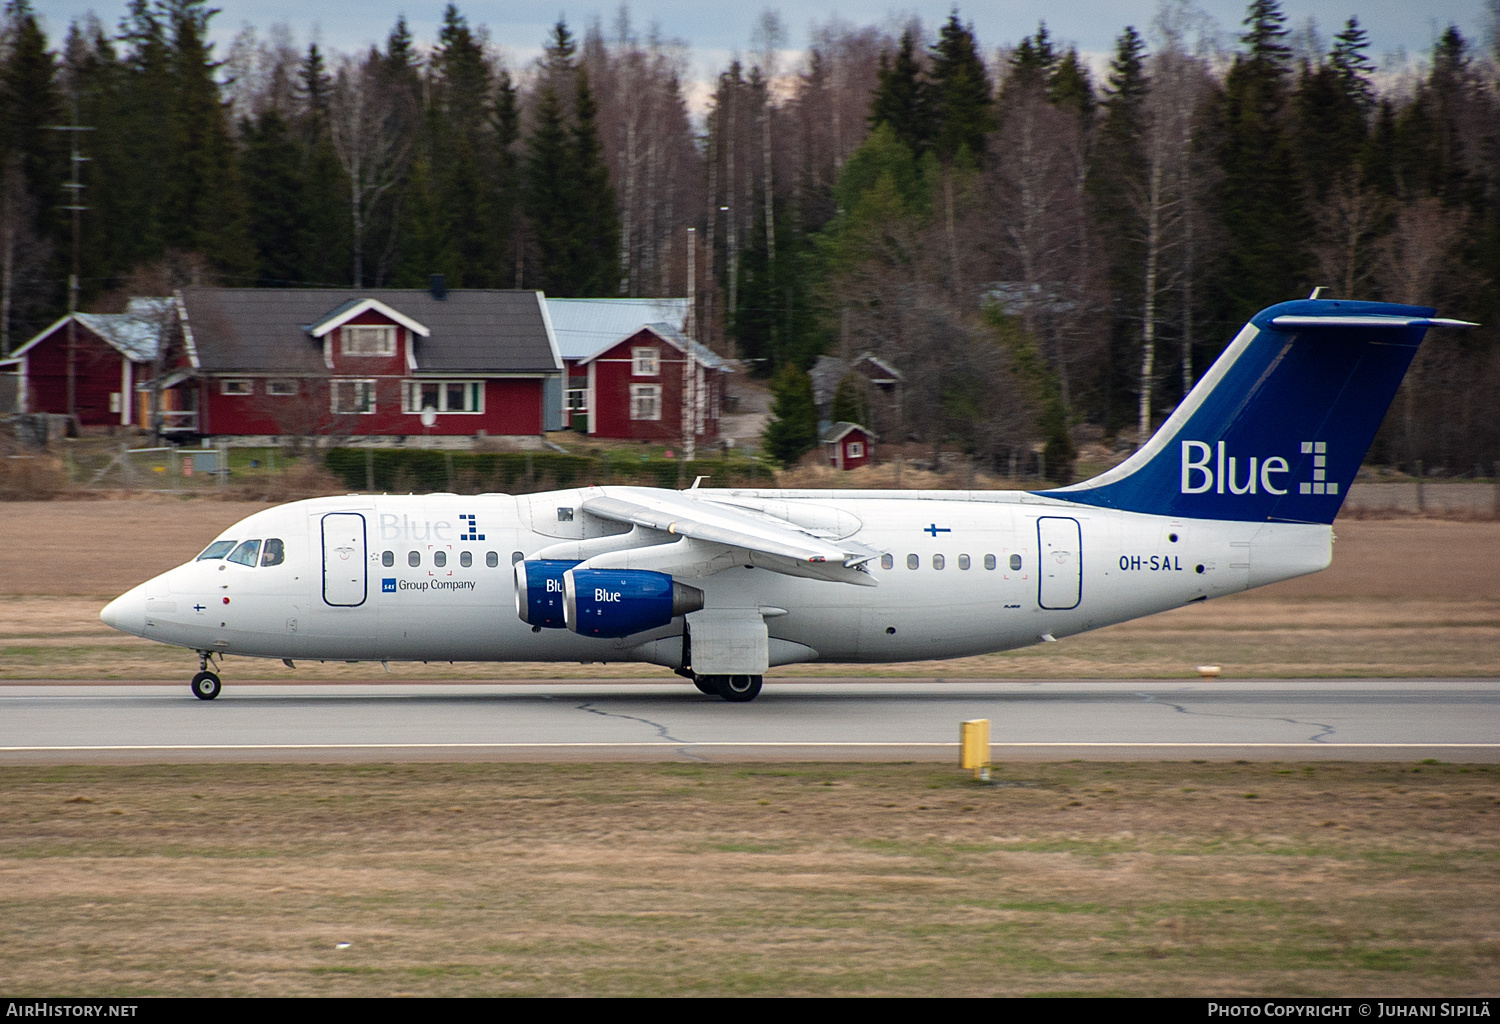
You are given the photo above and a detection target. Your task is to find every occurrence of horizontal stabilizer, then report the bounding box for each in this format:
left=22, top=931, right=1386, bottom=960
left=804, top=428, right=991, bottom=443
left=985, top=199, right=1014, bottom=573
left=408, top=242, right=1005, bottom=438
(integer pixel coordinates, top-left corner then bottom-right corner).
left=1269, top=315, right=1476, bottom=329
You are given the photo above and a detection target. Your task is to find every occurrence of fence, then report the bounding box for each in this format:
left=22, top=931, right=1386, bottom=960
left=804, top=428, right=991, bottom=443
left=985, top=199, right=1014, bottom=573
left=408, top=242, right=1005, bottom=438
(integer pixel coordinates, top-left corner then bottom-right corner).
left=62, top=443, right=233, bottom=493
left=1342, top=481, right=1500, bottom=518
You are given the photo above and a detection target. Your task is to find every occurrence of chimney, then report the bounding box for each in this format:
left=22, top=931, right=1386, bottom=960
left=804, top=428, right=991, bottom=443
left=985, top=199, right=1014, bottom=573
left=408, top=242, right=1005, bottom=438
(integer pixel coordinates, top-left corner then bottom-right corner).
left=429, top=273, right=447, bottom=300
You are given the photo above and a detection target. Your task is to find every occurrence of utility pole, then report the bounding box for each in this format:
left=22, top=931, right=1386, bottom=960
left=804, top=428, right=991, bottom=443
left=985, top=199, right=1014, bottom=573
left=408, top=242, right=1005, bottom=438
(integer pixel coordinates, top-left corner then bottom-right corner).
left=682, top=227, right=697, bottom=468
left=49, top=97, right=93, bottom=432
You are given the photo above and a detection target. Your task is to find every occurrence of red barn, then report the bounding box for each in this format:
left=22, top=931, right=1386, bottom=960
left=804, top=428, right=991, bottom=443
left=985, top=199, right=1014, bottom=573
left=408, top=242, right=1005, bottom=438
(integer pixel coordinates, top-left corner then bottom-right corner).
left=3, top=298, right=172, bottom=427
left=171, top=285, right=562, bottom=440
left=822, top=422, right=874, bottom=470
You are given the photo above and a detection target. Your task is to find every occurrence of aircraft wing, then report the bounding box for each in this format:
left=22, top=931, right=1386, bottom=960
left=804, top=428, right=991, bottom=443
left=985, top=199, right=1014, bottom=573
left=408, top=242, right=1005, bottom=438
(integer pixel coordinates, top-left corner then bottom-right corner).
left=580, top=488, right=883, bottom=586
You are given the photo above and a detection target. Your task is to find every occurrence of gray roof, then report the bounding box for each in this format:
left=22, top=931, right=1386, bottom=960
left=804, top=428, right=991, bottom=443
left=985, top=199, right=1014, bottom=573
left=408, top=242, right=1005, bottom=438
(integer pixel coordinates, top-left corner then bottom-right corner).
left=11, top=298, right=174, bottom=363
left=178, top=287, right=561, bottom=374
left=545, top=297, right=690, bottom=360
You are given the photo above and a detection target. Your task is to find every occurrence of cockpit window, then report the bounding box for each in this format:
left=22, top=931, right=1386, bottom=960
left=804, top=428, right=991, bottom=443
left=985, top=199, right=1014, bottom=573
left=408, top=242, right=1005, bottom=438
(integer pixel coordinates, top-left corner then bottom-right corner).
left=197, top=540, right=236, bottom=561
left=227, top=540, right=262, bottom=566
left=260, top=538, right=285, bottom=566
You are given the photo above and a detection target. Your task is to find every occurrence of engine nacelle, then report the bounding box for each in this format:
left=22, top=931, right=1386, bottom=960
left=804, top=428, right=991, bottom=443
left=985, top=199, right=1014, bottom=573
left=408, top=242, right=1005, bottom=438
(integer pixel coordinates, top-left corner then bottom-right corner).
left=563, top=569, right=704, bottom=638
left=514, top=559, right=580, bottom=628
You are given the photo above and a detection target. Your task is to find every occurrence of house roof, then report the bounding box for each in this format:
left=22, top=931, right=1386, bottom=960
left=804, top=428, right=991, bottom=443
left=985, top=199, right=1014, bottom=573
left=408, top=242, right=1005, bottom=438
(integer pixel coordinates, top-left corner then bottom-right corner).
left=821, top=421, right=874, bottom=443
left=545, top=297, right=690, bottom=361
left=577, top=321, right=729, bottom=372
left=12, top=298, right=173, bottom=363
left=308, top=297, right=431, bottom=338
left=177, top=287, right=560, bottom=374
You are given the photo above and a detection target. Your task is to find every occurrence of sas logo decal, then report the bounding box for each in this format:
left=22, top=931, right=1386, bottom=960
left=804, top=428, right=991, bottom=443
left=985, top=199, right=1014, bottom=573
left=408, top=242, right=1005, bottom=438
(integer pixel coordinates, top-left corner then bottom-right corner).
left=382, top=578, right=397, bottom=593
left=1179, top=440, right=1335, bottom=497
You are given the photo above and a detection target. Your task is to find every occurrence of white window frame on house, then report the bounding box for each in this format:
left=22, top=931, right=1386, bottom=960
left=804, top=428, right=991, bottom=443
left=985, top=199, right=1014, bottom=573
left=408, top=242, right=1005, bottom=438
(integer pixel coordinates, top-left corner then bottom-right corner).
left=331, top=379, right=378, bottom=415
left=566, top=388, right=588, bottom=412
left=632, top=347, right=660, bottom=376
left=630, top=383, right=662, bottom=421
left=220, top=379, right=252, bottom=396
left=342, top=325, right=397, bottom=357
left=402, top=379, right=484, bottom=415
left=847, top=440, right=865, bottom=459
left=266, top=379, right=298, bottom=396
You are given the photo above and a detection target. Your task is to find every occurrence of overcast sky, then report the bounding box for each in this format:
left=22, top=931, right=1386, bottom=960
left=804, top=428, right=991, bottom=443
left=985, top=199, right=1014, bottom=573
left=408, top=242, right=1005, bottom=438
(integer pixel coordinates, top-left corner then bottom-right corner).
left=27, top=0, right=1490, bottom=98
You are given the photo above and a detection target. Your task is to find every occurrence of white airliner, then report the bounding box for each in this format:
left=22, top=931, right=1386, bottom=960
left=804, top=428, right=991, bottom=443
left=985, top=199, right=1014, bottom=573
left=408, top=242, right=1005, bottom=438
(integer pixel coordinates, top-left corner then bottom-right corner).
left=101, top=298, right=1471, bottom=701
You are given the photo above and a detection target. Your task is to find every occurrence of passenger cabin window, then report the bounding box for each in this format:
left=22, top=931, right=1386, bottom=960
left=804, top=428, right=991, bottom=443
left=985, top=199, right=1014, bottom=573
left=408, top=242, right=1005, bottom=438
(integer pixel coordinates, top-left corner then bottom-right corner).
left=486, top=552, right=499, bottom=568
left=197, top=540, right=236, bottom=561
left=906, top=553, right=919, bottom=570
left=382, top=550, right=394, bottom=567
left=1010, top=554, right=1023, bottom=570
left=260, top=538, right=285, bottom=566
left=958, top=554, right=971, bottom=570
left=460, top=551, right=472, bottom=568
left=880, top=553, right=894, bottom=570
left=511, top=551, right=524, bottom=564
left=984, top=554, right=996, bottom=570
left=227, top=540, right=261, bottom=566
left=434, top=551, right=447, bottom=568
left=408, top=551, right=420, bottom=567
left=933, top=554, right=945, bottom=570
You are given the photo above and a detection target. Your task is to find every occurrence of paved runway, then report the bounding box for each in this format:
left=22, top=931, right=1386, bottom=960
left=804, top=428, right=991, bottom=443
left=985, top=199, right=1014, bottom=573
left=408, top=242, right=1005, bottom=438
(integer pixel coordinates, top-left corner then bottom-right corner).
left=1, top=678, right=1496, bottom=763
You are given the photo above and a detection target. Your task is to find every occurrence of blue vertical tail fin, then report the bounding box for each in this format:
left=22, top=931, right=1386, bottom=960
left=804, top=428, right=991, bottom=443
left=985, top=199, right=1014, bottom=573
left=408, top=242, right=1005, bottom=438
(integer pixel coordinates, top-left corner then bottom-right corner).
left=1043, top=299, right=1475, bottom=524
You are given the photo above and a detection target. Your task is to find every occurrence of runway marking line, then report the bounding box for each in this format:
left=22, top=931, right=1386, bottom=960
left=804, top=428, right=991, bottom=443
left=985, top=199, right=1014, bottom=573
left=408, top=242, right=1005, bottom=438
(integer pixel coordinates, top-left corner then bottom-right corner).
left=3, top=742, right=1498, bottom=753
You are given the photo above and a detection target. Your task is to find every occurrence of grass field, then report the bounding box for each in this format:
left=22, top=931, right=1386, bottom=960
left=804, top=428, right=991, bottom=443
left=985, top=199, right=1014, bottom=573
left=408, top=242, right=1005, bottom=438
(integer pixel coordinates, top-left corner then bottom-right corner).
left=1, top=761, right=1496, bottom=996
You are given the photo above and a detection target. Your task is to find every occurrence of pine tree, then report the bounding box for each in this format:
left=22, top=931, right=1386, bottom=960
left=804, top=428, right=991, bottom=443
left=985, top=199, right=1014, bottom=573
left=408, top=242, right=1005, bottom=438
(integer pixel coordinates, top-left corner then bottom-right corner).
left=927, top=12, right=994, bottom=164
left=430, top=3, right=493, bottom=286
left=1209, top=0, right=1308, bottom=323
left=160, top=0, right=251, bottom=274
left=1048, top=47, right=1095, bottom=123
left=1005, top=23, right=1056, bottom=99
left=240, top=109, right=307, bottom=284
left=869, top=29, right=927, bottom=157
left=567, top=65, right=619, bottom=296
left=293, top=42, right=346, bottom=284
left=525, top=80, right=572, bottom=293
left=1294, top=18, right=1372, bottom=204
left=761, top=362, right=818, bottom=465
left=0, top=0, right=62, bottom=264
left=1089, top=25, right=1149, bottom=434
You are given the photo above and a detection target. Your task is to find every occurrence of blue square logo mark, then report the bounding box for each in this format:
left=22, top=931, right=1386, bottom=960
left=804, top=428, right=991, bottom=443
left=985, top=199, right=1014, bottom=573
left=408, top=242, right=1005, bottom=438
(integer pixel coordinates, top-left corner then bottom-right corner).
left=382, top=578, right=397, bottom=593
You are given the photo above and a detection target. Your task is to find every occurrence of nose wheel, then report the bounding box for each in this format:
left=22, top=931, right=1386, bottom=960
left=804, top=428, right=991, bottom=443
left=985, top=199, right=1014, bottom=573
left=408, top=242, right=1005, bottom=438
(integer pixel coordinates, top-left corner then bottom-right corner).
left=191, top=671, right=221, bottom=700
left=191, top=652, right=221, bottom=700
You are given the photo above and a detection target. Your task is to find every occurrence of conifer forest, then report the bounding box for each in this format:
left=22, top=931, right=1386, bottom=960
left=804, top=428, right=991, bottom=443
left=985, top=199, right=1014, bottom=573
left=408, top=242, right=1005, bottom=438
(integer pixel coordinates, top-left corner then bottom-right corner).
left=0, top=0, right=1496, bottom=480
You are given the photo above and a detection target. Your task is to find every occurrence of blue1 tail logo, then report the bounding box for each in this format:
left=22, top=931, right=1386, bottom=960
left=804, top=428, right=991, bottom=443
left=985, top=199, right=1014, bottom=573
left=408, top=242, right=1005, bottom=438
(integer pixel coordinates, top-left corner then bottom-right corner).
left=1180, top=441, right=1333, bottom=497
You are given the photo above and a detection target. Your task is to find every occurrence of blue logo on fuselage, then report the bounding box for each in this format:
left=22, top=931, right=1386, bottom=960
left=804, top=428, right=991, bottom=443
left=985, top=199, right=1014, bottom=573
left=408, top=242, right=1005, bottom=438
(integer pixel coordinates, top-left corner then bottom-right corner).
left=382, top=578, right=397, bottom=593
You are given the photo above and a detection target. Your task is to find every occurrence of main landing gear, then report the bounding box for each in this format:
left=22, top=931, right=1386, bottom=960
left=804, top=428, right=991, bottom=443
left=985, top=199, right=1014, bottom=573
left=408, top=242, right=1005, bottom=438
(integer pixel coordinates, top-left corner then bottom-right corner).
left=191, top=651, right=221, bottom=700
left=693, top=674, right=763, bottom=702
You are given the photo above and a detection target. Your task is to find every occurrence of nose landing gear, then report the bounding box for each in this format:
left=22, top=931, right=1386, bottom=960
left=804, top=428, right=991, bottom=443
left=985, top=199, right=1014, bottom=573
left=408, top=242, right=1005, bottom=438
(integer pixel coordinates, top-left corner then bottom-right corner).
left=191, top=651, right=221, bottom=700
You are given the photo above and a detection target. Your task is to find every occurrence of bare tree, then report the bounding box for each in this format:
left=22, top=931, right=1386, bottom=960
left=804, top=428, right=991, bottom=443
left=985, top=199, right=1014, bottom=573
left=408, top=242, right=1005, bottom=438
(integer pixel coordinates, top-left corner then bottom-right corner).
left=328, top=53, right=413, bottom=287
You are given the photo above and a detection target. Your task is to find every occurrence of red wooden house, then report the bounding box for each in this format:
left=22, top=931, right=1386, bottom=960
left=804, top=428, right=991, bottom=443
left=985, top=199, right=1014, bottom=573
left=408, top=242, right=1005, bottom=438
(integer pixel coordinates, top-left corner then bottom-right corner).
left=578, top=323, right=728, bottom=443
left=168, top=285, right=562, bottom=440
left=821, top=422, right=874, bottom=470
left=2, top=298, right=172, bottom=427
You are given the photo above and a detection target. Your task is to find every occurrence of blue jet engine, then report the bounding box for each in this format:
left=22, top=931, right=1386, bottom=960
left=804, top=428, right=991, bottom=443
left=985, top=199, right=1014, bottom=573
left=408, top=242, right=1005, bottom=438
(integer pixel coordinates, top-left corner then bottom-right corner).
left=514, top=559, right=580, bottom=628
left=563, top=569, right=704, bottom=638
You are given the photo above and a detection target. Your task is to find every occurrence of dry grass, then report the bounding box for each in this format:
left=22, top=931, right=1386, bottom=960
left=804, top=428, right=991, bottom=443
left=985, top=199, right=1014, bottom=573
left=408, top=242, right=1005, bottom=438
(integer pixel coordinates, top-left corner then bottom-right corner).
left=0, top=761, right=1495, bottom=996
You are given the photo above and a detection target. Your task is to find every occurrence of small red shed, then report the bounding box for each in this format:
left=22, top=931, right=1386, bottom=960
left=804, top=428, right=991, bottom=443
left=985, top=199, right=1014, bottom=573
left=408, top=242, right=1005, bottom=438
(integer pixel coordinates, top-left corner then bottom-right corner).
left=822, top=422, right=874, bottom=470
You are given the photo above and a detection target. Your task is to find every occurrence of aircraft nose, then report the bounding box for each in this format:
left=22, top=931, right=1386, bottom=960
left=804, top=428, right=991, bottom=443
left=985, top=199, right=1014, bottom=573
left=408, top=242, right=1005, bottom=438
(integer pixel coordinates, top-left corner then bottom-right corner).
left=100, top=586, right=147, bottom=637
